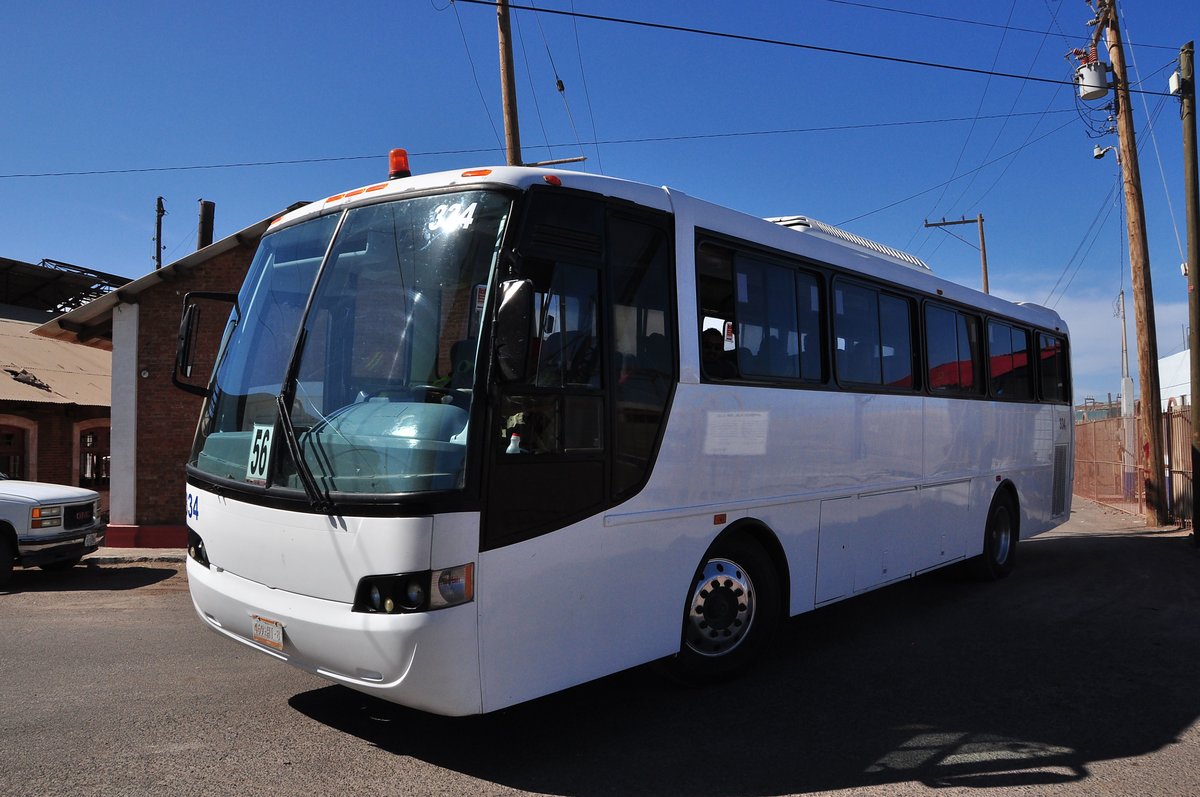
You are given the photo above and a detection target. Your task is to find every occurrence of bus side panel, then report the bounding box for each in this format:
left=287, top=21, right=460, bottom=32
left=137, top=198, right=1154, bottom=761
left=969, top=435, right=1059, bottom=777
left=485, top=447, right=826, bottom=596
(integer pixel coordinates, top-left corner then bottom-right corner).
left=477, top=513, right=694, bottom=712
left=477, top=383, right=929, bottom=711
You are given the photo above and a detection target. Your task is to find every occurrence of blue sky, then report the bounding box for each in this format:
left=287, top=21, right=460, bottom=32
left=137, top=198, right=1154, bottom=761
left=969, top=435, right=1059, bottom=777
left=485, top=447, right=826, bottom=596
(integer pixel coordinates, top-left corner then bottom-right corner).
left=2, top=0, right=1196, bottom=402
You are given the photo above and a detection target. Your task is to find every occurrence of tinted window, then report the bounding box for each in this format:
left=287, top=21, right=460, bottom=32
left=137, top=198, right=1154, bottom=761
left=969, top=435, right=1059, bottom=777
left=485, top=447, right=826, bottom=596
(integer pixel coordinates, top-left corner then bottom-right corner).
left=610, top=216, right=675, bottom=497
left=696, top=242, right=822, bottom=382
left=737, top=256, right=800, bottom=379
left=926, top=304, right=983, bottom=394
left=988, top=321, right=1033, bottom=400
left=880, top=294, right=914, bottom=389
left=1039, top=333, right=1069, bottom=403
left=834, top=282, right=914, bottom=389
left=835, top=282, right=881, bottom=384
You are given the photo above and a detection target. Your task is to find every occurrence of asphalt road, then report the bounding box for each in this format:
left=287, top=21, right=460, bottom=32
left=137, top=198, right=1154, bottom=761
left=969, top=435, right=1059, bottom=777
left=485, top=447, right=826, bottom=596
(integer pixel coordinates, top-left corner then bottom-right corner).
left=2, top=499, right=1198, bottom=797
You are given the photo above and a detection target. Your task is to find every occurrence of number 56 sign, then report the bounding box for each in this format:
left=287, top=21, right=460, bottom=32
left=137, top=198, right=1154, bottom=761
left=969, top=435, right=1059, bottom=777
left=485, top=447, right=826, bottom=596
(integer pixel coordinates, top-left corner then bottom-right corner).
left=246, top=423, right=274, bottom=483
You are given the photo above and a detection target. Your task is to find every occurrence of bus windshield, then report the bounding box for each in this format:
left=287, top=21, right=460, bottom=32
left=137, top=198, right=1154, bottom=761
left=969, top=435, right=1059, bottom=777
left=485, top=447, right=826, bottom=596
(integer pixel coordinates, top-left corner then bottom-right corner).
left=190, top=190, right=512, bottom=497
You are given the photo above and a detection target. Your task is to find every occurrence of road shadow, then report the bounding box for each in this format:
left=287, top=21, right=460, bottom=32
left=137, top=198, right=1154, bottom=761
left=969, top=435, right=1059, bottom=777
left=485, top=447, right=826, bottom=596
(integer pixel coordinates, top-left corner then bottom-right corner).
left=0, top=563, right=178, bottom=594
left=290, top=530, right=1200, bottom=795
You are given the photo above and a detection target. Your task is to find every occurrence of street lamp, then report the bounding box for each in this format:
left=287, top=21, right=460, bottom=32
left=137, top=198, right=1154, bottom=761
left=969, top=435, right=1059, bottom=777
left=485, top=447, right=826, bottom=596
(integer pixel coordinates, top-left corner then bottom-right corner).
left=1094, top=144, right=1119, bottom=161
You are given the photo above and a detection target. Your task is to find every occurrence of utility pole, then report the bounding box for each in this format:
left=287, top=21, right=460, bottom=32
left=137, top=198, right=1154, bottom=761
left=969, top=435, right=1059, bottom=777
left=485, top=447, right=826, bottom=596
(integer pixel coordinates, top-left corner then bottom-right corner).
left=154, top=196, right=166, bottom=270
left=1093, top=2, right=1167, bottom=525
left=1177, top=41, right=1199, bottom=541
left=496, top=0, right=522, bottom=166
left=923, top=214, right=990, bottom=293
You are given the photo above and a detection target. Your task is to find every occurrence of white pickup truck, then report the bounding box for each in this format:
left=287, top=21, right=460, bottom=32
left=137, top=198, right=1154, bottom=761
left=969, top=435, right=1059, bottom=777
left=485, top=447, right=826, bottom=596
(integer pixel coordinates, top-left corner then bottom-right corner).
left=0, top=476, right=106, bottom=586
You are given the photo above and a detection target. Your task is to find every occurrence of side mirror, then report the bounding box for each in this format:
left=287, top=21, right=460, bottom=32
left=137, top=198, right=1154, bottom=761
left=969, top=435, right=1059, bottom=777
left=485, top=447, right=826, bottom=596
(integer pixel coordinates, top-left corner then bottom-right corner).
left=494, top=279, right=533, bottom=382
left=173, top=291, right=237, bottom=397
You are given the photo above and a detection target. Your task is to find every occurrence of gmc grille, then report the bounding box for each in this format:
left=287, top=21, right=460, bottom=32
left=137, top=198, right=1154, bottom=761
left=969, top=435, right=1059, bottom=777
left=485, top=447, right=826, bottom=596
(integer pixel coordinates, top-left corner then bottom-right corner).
left=64, top=502, right=95, bottom=531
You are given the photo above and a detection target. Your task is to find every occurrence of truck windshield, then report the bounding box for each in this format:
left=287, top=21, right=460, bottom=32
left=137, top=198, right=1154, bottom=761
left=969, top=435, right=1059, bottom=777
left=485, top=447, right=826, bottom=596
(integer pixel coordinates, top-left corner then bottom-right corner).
left=190, top=190, right=512, bottom=498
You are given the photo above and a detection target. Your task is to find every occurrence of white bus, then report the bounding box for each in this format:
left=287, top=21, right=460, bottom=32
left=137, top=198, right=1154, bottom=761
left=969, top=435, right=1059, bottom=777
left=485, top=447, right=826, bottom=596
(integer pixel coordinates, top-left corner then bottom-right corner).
left=178, top=151, right=1072, bottom=716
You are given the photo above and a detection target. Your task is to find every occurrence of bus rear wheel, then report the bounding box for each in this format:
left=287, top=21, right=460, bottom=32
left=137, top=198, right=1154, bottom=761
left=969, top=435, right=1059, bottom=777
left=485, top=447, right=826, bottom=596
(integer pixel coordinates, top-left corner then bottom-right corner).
left=972, top=493, right=1018, bottom=581
left=670, top=536, right=780, bottom=683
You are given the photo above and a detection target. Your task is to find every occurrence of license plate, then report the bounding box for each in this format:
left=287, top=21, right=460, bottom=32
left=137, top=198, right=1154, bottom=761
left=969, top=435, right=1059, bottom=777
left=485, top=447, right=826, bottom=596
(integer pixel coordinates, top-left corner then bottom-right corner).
left=251, top=615, right=285, bottom=651
left=84, top=533, right=97, bottom=547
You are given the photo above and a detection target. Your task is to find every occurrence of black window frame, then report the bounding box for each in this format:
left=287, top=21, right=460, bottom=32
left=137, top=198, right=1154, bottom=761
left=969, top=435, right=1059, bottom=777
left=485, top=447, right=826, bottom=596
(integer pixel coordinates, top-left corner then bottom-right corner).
left=693, top=228, right=1067, bottom=408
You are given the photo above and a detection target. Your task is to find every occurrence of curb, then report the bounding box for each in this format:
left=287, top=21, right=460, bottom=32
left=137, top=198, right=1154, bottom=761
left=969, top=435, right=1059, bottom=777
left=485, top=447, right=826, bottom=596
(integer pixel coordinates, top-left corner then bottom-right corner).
left=85, top=549, right=188, bottom=565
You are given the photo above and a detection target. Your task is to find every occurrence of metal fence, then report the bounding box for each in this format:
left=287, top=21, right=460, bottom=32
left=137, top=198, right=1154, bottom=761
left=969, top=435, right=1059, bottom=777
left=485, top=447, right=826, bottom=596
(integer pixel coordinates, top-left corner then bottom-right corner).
left=1074, top=404, right=1193, bottom=525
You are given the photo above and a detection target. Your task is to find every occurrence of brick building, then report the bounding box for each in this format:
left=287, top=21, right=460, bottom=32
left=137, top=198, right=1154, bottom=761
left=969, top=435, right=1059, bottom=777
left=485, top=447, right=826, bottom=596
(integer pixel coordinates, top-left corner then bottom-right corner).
left=0, top=319, right=112, bottom=495
left=35, top=214, right=281, bottom=546
left=0, top=258, right=127, bottom=507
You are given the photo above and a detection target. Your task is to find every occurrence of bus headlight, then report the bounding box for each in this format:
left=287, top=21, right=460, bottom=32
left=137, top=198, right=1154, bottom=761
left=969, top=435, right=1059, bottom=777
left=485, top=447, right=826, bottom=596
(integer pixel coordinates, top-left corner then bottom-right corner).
left=187, top=530, right=211, bottom=568
left=431, top=563, right=474, bottom=609
left=353, top=563, right=474, bottom=614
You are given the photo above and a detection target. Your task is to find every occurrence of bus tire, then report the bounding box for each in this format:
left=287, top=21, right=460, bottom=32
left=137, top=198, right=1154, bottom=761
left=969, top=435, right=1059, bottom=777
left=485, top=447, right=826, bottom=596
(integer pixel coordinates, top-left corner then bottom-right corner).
left=670, top=535, right=781, bottom=683
left=971, top=492, right=1018, bottom=581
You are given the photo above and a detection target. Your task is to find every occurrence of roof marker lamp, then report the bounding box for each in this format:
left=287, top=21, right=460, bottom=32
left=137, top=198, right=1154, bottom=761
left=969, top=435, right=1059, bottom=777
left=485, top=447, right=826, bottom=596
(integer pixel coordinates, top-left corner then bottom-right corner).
left=389, top=148, right=411, bottom=180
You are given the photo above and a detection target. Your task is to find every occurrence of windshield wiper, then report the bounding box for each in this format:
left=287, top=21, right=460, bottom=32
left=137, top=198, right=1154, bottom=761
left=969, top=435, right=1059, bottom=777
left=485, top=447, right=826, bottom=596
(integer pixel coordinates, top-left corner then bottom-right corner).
left=276, top=394, right=333, bottom=514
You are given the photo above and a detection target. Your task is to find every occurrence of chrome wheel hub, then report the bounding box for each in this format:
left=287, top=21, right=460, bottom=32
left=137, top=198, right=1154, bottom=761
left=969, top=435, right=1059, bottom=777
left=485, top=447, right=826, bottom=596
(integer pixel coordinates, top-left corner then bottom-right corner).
left=685, top=558, right=755, bottom=657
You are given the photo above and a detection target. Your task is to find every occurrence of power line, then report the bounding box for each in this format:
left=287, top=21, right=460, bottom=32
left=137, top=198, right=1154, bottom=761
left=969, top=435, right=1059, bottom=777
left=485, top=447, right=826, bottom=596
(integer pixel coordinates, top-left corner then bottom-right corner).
left=452, top=0, right=504, bottom=148
left=912, top=0, right=1019, bottom=254
left=452, top=0, right=1174, bottom=97
left=818, top=0, right=1176, bottom=51
left=0, top=109, right=1077, bottom=179
left=570, top=0, right=605, bottom=174
left=837, top=116, right=1078, bottom=226
left=513, top=10, right=556, bottom=161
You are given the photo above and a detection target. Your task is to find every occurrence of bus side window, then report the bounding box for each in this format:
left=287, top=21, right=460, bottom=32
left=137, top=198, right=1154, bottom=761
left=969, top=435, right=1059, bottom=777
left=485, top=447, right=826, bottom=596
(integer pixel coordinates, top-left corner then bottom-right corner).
left=610, top=215, right=675, bottom=497
left=735, top=255, right=800, bottom=380
left=499, top=261, right=603, bottom=455
left=1039, top=333, right=1069, bottom=403
left=696, top=242, right=738, bottom=381
left=834, top=281, right=881, bottom=385
left=926, top=304, right=983, bottom=395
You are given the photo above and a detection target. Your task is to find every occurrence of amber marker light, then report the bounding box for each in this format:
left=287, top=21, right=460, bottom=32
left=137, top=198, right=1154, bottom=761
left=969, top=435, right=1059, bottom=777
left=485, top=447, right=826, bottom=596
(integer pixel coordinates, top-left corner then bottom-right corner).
left=462, top=169, right=492, bottom=177
left=543, top=175, right=562, bottom=186
left=389, top=148, right=411, bottom=179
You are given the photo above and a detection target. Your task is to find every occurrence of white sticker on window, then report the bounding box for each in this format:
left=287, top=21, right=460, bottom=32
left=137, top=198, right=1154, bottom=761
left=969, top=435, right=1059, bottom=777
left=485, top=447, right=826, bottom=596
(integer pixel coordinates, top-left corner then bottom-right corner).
left=246, top=423, right=274, bottom=483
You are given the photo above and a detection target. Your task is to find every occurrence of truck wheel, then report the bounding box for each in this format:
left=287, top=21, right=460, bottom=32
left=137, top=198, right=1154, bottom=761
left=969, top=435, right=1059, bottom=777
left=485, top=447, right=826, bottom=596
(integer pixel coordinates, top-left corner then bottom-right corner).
left=0, top=535, right=14, bottom=587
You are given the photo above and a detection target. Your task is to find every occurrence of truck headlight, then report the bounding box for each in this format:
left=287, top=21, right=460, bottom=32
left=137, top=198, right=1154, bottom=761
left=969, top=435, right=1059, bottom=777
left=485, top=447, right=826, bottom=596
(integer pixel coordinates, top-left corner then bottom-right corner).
left=32, top=505, right=63, bottom=528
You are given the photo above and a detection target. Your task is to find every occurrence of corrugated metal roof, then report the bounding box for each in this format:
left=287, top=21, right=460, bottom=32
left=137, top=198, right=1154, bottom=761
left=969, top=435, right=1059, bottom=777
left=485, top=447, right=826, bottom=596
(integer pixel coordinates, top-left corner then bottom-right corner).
left=32, top=210, right=291, bottom=350
left=0, top=318, right=110, bottom=406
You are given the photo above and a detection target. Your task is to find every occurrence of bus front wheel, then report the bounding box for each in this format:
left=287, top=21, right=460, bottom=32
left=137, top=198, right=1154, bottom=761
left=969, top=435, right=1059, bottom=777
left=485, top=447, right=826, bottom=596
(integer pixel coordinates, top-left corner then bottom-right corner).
left=670, top=535, right=781, bottom=683
left=972, top=492, right=1018, bottom=581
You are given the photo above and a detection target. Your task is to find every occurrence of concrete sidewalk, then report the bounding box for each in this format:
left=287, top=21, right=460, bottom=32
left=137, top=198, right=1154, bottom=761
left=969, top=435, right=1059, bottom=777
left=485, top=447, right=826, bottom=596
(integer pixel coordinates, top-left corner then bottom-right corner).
left=85, top=547, right=187, bottom=565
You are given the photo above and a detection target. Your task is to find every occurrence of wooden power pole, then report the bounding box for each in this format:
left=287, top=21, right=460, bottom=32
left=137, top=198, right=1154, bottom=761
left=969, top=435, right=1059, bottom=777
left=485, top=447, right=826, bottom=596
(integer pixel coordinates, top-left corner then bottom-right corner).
left=1179, top=41, right=1199, bottom=542
left=1096, top=3, right=1168, bottom=525
left=924, top=214, right=990, bottom=294
left=496, top=0, right=522, bottom=166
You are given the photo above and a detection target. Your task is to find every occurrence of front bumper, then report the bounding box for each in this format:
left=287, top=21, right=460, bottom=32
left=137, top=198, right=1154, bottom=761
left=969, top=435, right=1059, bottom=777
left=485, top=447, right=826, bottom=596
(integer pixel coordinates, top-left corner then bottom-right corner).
left=17, top=525, right=106, bottom=566
left=186, top=557, right=483, bottom=716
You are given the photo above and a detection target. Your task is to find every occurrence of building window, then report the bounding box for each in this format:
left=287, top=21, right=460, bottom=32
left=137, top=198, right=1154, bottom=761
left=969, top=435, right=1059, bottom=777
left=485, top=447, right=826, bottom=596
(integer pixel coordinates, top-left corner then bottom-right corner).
left=80, top=426, right=111, bottom=489
left=0, top=425, right=26, bottom=479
